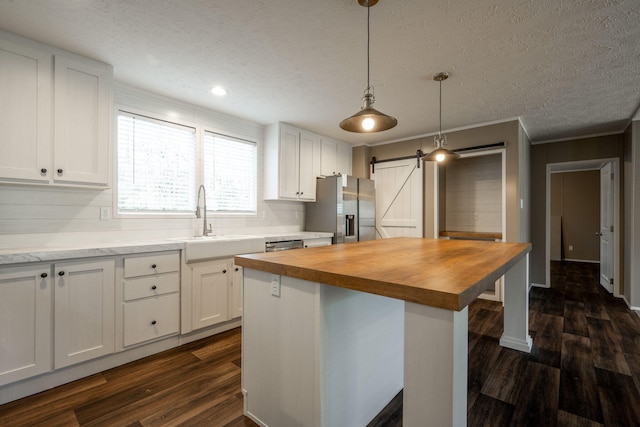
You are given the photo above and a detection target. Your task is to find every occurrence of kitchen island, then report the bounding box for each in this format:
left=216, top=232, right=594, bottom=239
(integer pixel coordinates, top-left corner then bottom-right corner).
left=235, top=237, right=531, bottom=427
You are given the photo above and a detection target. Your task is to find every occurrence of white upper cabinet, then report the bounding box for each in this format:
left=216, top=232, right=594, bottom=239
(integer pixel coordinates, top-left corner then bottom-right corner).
left=320, top=138, right=337, bottom=177
left=0, top=38, right=52, bottom=183
left=320, top=137, right=352, bottom=177
left=0, top=31, right=113, bottom=188
left=298, top=130, right=319, bottom=200
left=53, top=54, right=112, bottom=186
left=337, top=142, right=353, bottom=176
left=264, top=123, right=320, bottom=201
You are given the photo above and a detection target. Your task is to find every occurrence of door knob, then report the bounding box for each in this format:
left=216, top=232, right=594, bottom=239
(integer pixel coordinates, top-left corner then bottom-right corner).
left=595, top=232, right=602, bottom=236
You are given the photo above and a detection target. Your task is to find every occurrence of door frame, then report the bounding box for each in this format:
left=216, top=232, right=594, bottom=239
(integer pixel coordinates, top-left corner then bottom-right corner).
left=544, top=158, right=621, bottom=295
left=433, top=148, right=506, bottom=240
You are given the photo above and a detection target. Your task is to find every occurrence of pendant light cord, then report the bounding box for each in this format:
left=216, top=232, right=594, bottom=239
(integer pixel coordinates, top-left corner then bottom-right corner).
left=439, top=79, right=442, bottom=137
left=367, top=2, right=370, bottom=91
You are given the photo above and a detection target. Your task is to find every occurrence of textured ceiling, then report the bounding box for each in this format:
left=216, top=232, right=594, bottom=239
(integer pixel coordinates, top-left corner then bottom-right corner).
left=0, top=0, right=638, bottom=145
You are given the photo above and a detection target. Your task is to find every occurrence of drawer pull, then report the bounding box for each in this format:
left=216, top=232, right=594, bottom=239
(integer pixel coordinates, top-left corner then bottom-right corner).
left=151, top=320, right=157, bottom=325
left=151, top=285, right=157, bottom=290
left=40, top=168, right=47, bottom=174
left=41, top=272, right=48, bottom=278
left=235, top=267, right=239, bottom=271
left=151, top=264, right=157, bottom=269
left=58, top=271, right=65, bottom=276
left=57, top=168, right=63, bottom=174
left=222, top=269, right=227, bottom=274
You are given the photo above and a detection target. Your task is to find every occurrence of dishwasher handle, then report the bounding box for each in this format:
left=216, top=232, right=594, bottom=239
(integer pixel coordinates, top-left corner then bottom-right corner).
left=265, top=240, right=305, bottom=252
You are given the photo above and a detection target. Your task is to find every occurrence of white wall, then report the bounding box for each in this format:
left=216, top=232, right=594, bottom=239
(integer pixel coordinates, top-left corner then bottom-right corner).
left=624, top=120, right=640, bottom=310
left=0, top=85, right=303, bottom=249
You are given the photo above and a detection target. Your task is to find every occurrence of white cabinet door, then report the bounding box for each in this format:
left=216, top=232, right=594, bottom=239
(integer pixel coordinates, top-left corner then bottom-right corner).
left=0, top=39, right=52, bottom=183
left=337, top=142, right=352, bottom=176
left=191, top=259, right=230, bottom=330
left=298, top=131, right=318, bottom=201
left=277, top=124, right=301, bottom=199
left=54, top=259, right=115, bottom=369
left=264, top=123, right=320, bottom=201
left=230, top=263, right=243, bottom=319
left=320, top=138, right=338, bottom=176
left=321, top=138, right=351, bottom=177
left=54, top=54, right=112, bottom=186
left=0, top=264, right=52, bottom=386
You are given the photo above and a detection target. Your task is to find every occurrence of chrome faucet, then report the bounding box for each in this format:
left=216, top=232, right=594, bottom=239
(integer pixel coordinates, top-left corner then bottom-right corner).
left=196, top=185, right=212, bottom=236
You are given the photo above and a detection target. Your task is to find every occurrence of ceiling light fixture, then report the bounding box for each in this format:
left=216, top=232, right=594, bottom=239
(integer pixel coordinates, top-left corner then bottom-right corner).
left=339, top=0, right=397, bottom=133
left=211, top=86, right=228, bottom=96
left=422, top=72, right=460, bottom=162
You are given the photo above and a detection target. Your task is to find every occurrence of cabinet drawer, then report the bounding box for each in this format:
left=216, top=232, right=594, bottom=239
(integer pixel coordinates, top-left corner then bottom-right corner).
left=123, top=293, right=179, bottom=347
left=123, top=273, right=179, bottom=301
left=124, top=253, right=180, bottom=278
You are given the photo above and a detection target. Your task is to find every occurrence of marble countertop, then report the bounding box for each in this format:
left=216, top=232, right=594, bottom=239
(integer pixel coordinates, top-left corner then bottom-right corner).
left=0, top=231, right=333, bottom=265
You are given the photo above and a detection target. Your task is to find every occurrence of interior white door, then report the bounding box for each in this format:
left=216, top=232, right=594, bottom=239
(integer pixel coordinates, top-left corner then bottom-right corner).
left=599, top=163, right=614, bottom=292
left=370, top=159, right=423, bottom=238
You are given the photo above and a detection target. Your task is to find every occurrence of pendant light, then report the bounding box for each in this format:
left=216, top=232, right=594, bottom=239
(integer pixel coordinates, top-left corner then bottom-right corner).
left=339, top=0, right=397, bottom=133
left=422, top=72, right=460, bottom=162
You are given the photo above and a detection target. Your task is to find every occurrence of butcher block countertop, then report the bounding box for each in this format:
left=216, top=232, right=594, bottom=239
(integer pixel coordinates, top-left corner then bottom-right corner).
left=235, top=237, right=531, bottom=311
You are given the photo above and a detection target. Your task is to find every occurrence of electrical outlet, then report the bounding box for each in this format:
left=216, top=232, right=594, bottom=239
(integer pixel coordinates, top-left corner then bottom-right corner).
left=100, top=206, right=111, bottom=220
left=569, top=245, right=573, bottom=251
left=271, top=274, right=281, bottom=297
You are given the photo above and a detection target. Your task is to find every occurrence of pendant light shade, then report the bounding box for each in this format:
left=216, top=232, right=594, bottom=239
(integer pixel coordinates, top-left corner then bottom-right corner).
left=339, top=0, right=397, bottom=133
left=422, top=72, right=460, bottom=162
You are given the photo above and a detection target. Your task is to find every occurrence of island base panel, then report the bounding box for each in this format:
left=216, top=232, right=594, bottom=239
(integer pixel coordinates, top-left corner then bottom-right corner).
left=500, top=254, right=533, bottom=353
left=404, top=302, right=468, bottom=427
left=241, top=268, right=403, bottom=427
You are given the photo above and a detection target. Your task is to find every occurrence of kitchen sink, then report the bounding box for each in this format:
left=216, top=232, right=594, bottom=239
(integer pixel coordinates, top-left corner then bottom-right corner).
left=178, top=235, right=265, bottom=263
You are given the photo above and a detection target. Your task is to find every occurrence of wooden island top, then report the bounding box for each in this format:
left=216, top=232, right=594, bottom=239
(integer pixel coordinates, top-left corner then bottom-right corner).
left=235, top=237, right=531, bottom=311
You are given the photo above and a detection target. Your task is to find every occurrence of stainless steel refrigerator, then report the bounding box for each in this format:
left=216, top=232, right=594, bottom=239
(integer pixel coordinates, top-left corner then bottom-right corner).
left=305, top=175, right=375, bottom=244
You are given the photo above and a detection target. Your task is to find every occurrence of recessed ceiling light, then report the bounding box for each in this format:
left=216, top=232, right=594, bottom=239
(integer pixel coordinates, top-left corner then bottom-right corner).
left=211, top=86, right=228, bottom=96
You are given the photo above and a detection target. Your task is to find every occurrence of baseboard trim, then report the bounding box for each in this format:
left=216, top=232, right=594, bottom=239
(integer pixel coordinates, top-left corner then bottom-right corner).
left=531, top=282, right=549, bottom=289
left=499, top=334, right=533, bottom=353
left=559, top=258, right=600, bottom=263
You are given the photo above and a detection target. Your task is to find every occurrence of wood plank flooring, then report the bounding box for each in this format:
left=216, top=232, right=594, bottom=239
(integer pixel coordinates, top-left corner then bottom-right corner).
left=369, top=261, right=640, bottom=426
left=1, top=261, right=639, bottom=426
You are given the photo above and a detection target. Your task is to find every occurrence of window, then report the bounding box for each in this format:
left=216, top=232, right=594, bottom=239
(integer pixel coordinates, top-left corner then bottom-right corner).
left=203, top=132, right=257, bottom=213
left=117, top=112, right=196, bottom=213
left=116, top=111, right=258, bottom=215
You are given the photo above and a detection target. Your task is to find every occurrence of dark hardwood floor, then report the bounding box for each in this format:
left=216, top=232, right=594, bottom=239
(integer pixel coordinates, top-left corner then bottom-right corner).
left=2, top=261, right=639, bottom=426
left=0, top=328, right=257, bottom=427
left=369, top=261, right=640, bottom=427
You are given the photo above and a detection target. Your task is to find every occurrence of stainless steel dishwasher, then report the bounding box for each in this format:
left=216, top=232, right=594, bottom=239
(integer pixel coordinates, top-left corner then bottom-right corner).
left=265, top=240, right=304, bottom=252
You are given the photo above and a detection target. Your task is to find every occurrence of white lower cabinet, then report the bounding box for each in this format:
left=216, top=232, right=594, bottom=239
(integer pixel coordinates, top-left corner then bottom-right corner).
left=230, top=262, right=243, bottom=319
left=184, top=257, right=244, bottom=332
left=0, top=264, right=52, bottom=386
left=123, top=294, right=180, bottom=347
left=54, top=259, right=115, bottom=369
left=191, top=259, right=230, bottom=329
left=122, top=252, right=180, bottom=347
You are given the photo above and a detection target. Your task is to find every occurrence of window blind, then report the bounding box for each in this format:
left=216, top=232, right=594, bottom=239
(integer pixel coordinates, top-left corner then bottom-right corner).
left=203, top=132, right=257, bottom=213
left=117, top=112, right=196, bottom=212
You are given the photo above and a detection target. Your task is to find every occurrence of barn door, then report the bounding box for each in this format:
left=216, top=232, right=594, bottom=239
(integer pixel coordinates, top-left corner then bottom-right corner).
left=599, top=163, right=614, bottom=293
left=370, top=159, right=423, bottom=238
